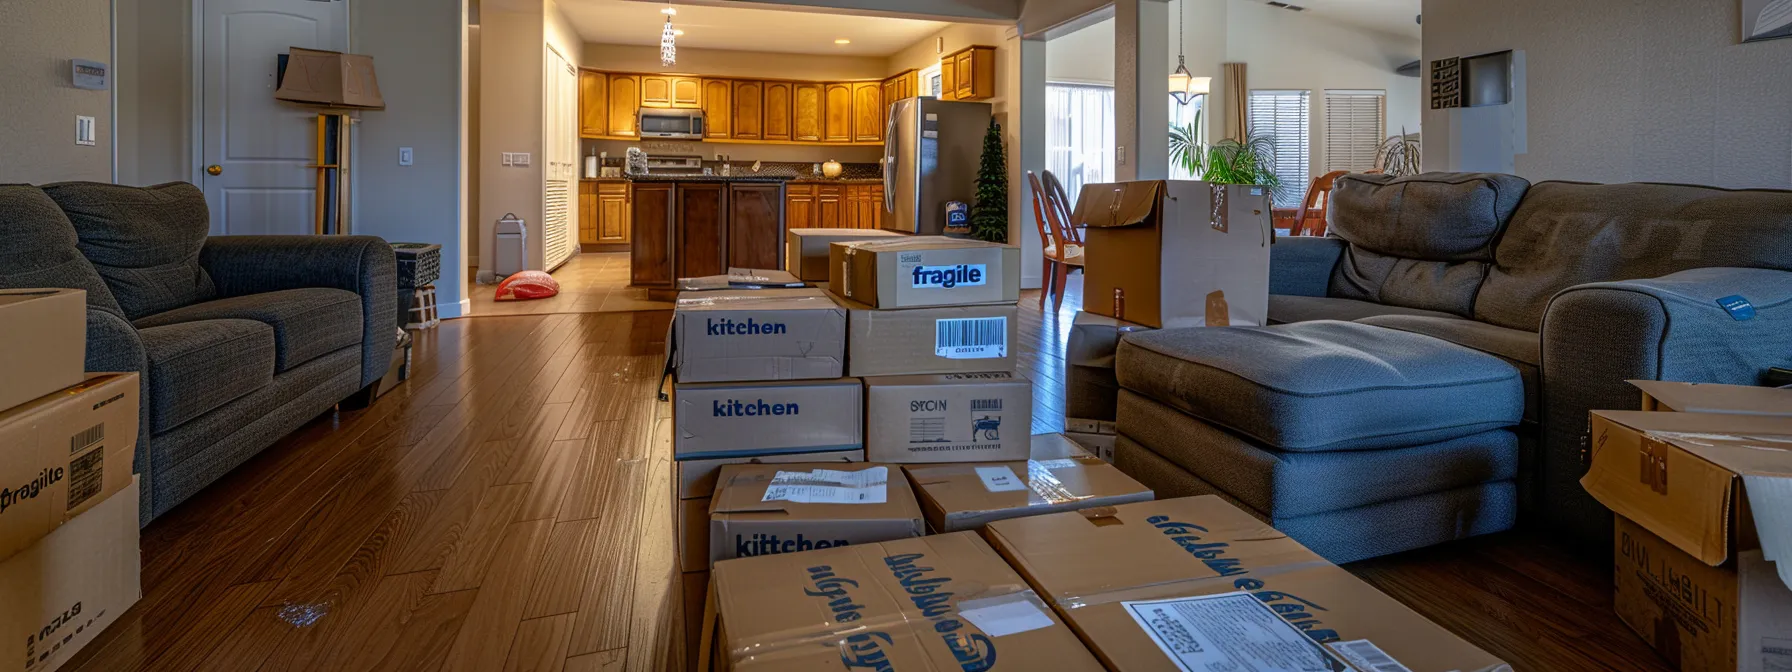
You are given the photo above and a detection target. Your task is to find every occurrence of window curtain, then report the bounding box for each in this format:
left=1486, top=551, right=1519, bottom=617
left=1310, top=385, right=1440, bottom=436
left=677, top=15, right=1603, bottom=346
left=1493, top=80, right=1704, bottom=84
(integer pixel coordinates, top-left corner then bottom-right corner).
left=1223, top=62, right=1248, bottom=141
left=1045, top=84, right=1116, bottom=200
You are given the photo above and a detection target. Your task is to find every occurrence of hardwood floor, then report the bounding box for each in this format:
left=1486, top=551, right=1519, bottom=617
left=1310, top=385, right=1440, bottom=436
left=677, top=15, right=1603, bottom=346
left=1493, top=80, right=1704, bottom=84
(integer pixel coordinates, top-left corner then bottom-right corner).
left=66, top=275, right=1666, bottom=672
left=465, top=253, right=673, bottom=317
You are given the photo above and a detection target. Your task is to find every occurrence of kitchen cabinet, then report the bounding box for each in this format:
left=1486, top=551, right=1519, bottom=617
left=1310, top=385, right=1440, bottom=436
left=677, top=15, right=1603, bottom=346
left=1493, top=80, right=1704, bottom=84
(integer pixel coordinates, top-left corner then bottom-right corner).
left=676, top=183, right=728, bottom=280
left=672, top=77, right=702, bottom=108
left=702, top=79, right=732, bottom=139
left=793, top=83, right=824, bottom=142
left=844, top=184, right=885, bottom=230
left=823, top=83, right=853, bottom=143
left=944, top=46, right=996, bottom=101
left=607, top=74, right=638, bottom=137
left=728, top=183, right=784, bottom=269
left=852, top=83, right=883, bottom=143
left=631, top=182, right=675, bottom=286
left=785, top=183, right=816, bottom=229
left=579, top=181, right=599, bottom=244
left=816, top=184, right=844, bottom=225
left=641, top=75, right=673, bottom=108
left=732, top=80, right=763, bottom=141
left=579, top=70, right=606, bottom=137
left=763, top=81, right=792, bottom=141
left=598, top=182, right=630, bottom=244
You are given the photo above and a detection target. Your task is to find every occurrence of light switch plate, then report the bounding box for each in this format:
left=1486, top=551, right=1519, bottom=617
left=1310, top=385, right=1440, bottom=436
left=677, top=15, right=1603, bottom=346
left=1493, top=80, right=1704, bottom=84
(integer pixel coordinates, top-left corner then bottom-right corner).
left=399, top=147, right=413, bottom=166
left=512, top=152, right=531, bottom=167
left=75, top=116, right=97, bottom=146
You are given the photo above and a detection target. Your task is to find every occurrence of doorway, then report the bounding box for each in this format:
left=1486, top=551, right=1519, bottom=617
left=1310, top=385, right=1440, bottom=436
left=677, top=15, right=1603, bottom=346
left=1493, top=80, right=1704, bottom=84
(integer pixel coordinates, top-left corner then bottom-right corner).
left=195, top=0, right=348, bottom=235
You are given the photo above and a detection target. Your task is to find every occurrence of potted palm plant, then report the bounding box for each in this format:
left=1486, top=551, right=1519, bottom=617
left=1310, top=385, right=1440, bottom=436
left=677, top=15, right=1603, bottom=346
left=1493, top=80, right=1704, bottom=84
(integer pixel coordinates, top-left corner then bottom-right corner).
left=1171, top=118, right=1281, bottom=192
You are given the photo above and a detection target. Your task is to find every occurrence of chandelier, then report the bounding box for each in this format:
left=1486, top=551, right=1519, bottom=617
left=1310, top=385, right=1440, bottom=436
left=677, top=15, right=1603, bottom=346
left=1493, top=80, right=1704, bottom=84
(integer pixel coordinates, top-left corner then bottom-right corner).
left=660, top=7, right=677, bottom=67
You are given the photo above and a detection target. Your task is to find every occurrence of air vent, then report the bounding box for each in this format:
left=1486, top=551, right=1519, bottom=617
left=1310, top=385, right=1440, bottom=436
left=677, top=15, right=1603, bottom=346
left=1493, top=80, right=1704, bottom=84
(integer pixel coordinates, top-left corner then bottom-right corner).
left=1266, top=1, right=1307, bottom=10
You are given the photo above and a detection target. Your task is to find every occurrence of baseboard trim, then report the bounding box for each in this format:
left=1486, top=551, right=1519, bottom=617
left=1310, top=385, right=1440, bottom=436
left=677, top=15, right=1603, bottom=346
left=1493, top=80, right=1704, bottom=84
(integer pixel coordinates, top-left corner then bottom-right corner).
left=439, top=298, right=472, bottom=320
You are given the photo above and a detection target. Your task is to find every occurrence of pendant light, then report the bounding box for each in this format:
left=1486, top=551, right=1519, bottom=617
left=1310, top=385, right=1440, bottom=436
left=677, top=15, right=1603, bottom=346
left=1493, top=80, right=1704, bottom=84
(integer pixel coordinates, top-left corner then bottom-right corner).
left=660, top=7, right=678, bottom=67
left=1169, top=1, right=1209, bottom=105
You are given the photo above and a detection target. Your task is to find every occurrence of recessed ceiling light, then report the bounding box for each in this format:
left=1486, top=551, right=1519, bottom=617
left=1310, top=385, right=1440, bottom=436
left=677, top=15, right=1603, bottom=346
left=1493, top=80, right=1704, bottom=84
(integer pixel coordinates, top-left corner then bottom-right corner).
left=835, top=39, right=851, bottom=45
left=661, top=7, right=676, bottom=16
left=672, top=29, right=684, bottom=36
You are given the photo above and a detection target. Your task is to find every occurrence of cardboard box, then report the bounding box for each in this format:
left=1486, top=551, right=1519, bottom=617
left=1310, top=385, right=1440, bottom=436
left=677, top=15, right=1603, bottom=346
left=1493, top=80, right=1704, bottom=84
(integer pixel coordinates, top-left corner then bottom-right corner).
left=673, top=378, right=862, bottom=459
left=0, top=289, right=85, bottom=414
left=865, top=372, right=1032, bottom=464
left=707, top=463, right=924, bottom=565
left=680, top=497, right=711, bottom=572
left=671, top=288, right=846, bottom=383
left=702, top=530, right=1105, bottom=672
left=0, top=478, right=141, bottom=672
left=274, top=47, right=385, bottom=109
left=681, top=571, right=709, bottom=669
left=983, top=495, right=1512, bottom=672
left=677, top=449, right=862, bottom=500
left=785, top=228, right=903, bottom=282
left=828, top=236, right=1021, bottom=309
left=1631, top=380, right=1792, bottom=416
left=844, top=300, right=1017, bottom=377
left=0, top=373, right=139, bottom=564
left=675, top=269, right=806, bottom=292
left=1064, top=431, right=1117, bottom=464
left=904, top=433, right=1152, bottom=532
left=1614, top=515, right=1792, bottom=672
left=1065, top=311, right=1151, bottom=428
left=1071, top=181, right=1272, bottom=329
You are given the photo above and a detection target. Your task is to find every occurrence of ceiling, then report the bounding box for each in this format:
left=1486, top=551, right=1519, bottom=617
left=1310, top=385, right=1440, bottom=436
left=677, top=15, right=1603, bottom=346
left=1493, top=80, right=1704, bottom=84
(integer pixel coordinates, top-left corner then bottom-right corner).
left=1286, top=0, right=1422, bottom=39
left=560, top=0, right=952, bottom=57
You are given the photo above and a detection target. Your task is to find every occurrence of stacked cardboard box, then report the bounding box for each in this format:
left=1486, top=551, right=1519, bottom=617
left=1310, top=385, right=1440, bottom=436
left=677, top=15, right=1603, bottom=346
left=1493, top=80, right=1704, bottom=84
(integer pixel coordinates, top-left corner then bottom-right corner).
left=904, top=433, right=1153, bottom=533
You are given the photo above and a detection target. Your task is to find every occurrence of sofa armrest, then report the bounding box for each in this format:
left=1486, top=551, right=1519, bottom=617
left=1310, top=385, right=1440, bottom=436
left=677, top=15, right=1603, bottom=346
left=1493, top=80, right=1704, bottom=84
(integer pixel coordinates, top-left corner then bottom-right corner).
left=1538, top=267, right=1792, bottom=542
left=85, top=305, right=154, bottom=493
left=199, top=235, right=396, bottom=388
left=1269, top=236, right=1345, bottom=298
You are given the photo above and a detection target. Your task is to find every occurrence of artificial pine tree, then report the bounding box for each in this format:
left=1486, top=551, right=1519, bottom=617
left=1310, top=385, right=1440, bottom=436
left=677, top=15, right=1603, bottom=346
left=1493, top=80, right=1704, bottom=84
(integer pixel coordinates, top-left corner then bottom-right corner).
left=969, top=119, right=1009, bottom=243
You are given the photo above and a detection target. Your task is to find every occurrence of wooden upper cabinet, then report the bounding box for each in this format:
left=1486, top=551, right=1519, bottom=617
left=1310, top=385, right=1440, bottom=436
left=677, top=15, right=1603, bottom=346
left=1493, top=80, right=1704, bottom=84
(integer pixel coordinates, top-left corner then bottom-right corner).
left=640, top=75, right=672, bottom=108
left=823, top=83, right=853, bottom=143
left=939, top=60, right=957, bottom=101
left=946, top=46, right=996, bottom=101
left=852, top=82, right=882, bottom=143
left=579, top=70, right=607, bottom=138
left=608, top=74, right=639, bottom=137
left=732, top=80, right=763, bottom=141
left=702, top=79, right=732, bottom=139
left=672, top=77, right=702, bottom=108
left=763, top=81, right=792, bottom=141
left=792, top=83, right=824, bottom=143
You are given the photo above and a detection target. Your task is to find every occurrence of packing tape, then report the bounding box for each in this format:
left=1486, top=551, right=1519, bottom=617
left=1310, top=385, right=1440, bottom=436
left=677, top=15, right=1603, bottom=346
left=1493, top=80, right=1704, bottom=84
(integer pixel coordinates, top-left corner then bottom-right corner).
left=676, top=294, right=836, bottom=308
left=721, top=582, right=1048, bottom=668
left=1051, top=559, right=1334, bottom=612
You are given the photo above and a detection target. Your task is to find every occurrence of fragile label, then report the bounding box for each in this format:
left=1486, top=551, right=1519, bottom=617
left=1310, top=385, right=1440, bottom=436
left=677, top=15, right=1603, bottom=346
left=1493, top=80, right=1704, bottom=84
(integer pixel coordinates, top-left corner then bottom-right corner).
left=909, top=264, right=988, bottom=289
left=975, top=466, right=1026, bottom=492
left=935, top=316, right=1007, bottom=359
left=1121, top=592, right=1349, bottom=672
left=763, top=466, right=888, bottom=504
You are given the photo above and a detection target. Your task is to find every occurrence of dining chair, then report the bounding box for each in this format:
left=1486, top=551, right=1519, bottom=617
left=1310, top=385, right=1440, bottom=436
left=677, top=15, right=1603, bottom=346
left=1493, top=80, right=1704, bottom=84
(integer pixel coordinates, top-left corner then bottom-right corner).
left=1041, top=170, right=1081, bottom=244
left=1027, top=171, right=1084, bottom=313
left=1282, top=170, right=1349, bottom=237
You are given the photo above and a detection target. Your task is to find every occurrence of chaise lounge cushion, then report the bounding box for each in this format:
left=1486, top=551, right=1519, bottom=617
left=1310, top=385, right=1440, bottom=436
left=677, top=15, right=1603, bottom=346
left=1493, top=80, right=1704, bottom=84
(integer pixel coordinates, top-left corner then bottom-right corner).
left=1355, top=314, right=1542, bottom=422
left=140, top=319, right=275, bottom=433
left=1116, top=320, right=1523, bottom=451
left=1267, top=294, right=1460, bottom=324
left=134, top=288, right=363, bottom=373
left=42, top=181, right=217, bottom=320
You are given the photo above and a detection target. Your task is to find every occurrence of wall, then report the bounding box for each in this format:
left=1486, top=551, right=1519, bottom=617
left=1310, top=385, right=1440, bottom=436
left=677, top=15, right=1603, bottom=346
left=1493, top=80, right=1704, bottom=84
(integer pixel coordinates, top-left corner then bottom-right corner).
left=1423, top=0, right=1792, bottom=188
left=582, top=44, right=889, bottom=80
left=0, top=0, right=114, bottom=183
left=119, top=0, right=191, bottom=186
left=479, top=4, right=546, bottom=274
left=1045, top=17, right=1113, bottom=84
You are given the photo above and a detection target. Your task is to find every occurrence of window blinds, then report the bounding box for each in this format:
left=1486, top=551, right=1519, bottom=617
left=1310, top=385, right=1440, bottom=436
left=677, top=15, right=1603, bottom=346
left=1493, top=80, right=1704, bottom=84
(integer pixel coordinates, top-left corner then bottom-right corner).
left=1045, top=84, right=1116, bottom=199
left=1248, top=90, right=1310, bottom=208
left=1324, top=90, right=1386, bottom=173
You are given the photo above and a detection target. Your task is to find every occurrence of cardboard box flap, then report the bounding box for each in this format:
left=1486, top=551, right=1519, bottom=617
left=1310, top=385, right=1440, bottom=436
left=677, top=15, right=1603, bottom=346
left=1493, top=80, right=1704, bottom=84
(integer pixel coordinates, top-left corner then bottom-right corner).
left=839, top=236, right=1006, bottom=253
left=675, top=288, right=841, bottom=312
left=1631, top=380, right=1792, bottom=416
left=1070, top=180, right=1162, bottom=229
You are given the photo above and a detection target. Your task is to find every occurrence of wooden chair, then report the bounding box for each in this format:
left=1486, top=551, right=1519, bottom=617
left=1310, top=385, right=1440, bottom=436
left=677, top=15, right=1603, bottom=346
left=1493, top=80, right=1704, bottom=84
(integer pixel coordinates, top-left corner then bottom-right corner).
left=1276, top=170, right=1349, bottom=237
left=1027, top=171, right=1083, bottom=313
left=1041, top=170, right=1081, bottom=244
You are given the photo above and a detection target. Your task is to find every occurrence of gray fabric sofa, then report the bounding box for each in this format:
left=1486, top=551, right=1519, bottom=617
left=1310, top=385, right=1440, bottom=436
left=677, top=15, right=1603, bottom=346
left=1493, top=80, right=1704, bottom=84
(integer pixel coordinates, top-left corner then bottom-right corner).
left=0, top=182, right=396, bottom=523
left=1122, top=172, right=1792, bottom=549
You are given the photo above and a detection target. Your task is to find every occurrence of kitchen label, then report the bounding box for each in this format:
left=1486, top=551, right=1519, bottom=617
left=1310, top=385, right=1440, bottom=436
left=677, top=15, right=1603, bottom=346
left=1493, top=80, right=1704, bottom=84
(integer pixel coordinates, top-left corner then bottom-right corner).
left=1121, top=592, right=1349, bottom=672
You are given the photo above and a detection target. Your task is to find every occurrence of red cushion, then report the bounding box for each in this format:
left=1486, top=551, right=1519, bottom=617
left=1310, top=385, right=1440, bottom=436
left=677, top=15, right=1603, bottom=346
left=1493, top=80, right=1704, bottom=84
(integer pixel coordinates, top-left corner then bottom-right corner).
left=494, top=271, right=560, bottom=301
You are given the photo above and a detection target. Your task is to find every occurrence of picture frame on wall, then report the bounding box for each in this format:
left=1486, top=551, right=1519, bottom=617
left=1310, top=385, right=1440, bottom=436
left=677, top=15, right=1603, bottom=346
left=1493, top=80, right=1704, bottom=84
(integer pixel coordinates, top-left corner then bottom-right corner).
left=1742, top=0, right=1792, bottom=42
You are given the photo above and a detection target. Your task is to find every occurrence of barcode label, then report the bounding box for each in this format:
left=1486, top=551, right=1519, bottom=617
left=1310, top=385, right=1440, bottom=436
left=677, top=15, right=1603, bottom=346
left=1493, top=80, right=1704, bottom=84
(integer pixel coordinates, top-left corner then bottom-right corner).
left=1330, top=640, right=1412, bottom=672
left=70, top=422, right=104, bottom=455
left=970, top=398, right=1002, bottom=412
left=935, top=317, right=1006, bottom=359
left=67, top=450, right=103, bottom=511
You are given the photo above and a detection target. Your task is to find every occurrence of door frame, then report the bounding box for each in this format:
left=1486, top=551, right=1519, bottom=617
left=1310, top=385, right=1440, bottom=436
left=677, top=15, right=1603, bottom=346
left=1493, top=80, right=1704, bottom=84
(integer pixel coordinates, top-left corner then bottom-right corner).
left=188, top=0, right=352, bottom=188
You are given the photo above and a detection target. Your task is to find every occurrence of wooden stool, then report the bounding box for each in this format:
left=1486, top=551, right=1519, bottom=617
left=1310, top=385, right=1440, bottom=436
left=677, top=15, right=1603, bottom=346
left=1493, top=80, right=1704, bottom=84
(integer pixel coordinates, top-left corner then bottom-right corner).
left=407, top=285, right=440, bottom=329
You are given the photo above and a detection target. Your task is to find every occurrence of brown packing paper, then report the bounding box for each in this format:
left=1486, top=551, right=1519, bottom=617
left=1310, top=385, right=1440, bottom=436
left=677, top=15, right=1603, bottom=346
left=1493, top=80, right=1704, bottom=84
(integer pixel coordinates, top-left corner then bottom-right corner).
left=707, top=463, right=924, bottom=565
left=904, top=433, right=1153, bottom=532
left=0, top=374, right=140, bottom=564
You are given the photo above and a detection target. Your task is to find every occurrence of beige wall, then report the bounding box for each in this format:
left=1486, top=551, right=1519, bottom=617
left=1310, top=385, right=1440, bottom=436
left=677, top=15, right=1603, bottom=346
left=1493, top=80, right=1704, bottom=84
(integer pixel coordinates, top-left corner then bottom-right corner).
left=1045, top=17, right=1114, bottom=84
left=479, top=4, right=546, bottom=274
left=1423, top=0, right=1792, bottom=188
left=119, top=0, right=192, bottom=186
left=581, top=44, right=889, bottom=80
left=0, top=0, right=114, bottom=183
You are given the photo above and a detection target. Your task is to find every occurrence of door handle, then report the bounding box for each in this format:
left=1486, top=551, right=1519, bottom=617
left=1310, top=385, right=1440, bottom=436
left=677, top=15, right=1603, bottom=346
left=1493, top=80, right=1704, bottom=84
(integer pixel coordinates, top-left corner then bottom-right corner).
left=206, top=165, right=223, bottom=176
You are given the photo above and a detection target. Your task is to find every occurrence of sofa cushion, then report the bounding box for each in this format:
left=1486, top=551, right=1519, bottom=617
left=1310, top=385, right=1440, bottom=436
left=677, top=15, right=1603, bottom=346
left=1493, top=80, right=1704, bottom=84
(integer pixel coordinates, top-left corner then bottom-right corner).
left=1356, top=315, right=1542, bottom=422
left=1477, top=181, right=1792, bottom=331
left=1326, top=172, right=1531, bottom=316
left=140, top=319, right=274, bottom=433
left=1116, top=320, right=1524, bottom=451
left=0, top=185, right=122, bottom=311
left=134, top=288, right=363, bottom=372
left=1268, top=294, right=1461, bottom=325
left=41, top=182, right=216, bottom=320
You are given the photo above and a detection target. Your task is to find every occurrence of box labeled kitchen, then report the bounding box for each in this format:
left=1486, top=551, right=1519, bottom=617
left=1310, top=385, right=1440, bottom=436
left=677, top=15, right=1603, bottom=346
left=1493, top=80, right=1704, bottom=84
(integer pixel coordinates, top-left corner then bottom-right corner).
left=671, top=288, right=846, bottom=383
left=828, top=236, right=1020, bottom=308
left=903, top=433, right=1153, bottom=532
left=982, top=495, right=1512, bottom=672
left=699, top=531, right=1105, bottom=672
left=865, top=372, right=1032, bottom=463
left=0, top=373, right=138, bottom=564
left=1071, top=181, right=1271, bottom=329
left=843, top=300, right=1017, bottom=377
left=674, top=378, right=862, bottom=459
left=0, top=289, right=86, bottom=414
left=706, top=463, right=923, bottom=565
left=0, top=479, right=140, bottom=672
left=785, top=228, right=902, bottom=282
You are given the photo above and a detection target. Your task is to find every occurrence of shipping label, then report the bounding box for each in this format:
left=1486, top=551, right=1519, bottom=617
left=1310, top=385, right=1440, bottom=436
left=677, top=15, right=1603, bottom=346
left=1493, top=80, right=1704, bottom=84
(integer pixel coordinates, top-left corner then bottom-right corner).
left=1121, top=592, right=1349, bottom=672
left=762, top=467, right=888, bottom=504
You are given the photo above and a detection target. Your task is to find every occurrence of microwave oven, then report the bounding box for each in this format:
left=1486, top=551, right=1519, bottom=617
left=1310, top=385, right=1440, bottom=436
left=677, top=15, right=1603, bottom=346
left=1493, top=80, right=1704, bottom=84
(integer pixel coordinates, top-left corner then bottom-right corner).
left=639, top=109, right=706, bottom=139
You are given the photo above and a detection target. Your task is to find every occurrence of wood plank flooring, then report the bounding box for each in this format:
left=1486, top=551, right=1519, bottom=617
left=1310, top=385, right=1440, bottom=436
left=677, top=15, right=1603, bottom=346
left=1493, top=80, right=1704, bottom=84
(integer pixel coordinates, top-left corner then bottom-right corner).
left=64, top=276, right=1667, bottom=672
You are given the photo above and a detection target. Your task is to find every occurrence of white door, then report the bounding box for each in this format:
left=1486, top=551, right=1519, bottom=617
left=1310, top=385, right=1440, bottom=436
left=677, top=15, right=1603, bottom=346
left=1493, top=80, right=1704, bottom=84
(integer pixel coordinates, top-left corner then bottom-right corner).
left=200, top=0, right=348, bottom=235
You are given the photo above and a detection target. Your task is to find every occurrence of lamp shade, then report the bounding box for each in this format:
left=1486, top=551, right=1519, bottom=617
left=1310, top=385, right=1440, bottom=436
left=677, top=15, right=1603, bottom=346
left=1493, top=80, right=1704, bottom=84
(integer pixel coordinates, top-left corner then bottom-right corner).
left=1169, top=63, right=1208, bottom=106
left=1187, top=76, right=1212, bottom=95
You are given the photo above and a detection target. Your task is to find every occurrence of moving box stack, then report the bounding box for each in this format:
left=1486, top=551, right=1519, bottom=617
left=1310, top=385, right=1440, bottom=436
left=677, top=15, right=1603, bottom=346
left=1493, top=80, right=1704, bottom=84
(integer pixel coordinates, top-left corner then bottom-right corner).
left=0, top=289, right=142, bottom=672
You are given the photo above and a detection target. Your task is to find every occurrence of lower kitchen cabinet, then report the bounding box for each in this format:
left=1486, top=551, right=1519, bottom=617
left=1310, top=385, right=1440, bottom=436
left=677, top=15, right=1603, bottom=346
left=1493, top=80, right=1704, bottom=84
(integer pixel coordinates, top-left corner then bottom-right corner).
left=632, top=181, right=790, bottom=286
left=728, top=183, right=784, bottom=269
left=597, top=182, right=630, bottom=244
left=785, top=183, right=817, bottom=229
left=783, top=182, right=883, bottom=230
left=630, top=182, right=675, bottom=287
left=676, top=183, right=728, bottom=280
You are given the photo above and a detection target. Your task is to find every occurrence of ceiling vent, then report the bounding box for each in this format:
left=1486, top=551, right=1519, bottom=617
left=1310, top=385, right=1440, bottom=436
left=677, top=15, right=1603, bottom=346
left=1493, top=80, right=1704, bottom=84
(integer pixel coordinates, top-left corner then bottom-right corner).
left=1266, top=1, right=1308, bottom=11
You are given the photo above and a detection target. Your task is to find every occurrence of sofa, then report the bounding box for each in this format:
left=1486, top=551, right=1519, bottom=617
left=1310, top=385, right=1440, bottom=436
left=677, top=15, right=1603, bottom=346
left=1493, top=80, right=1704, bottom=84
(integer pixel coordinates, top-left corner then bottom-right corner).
left=0, top=182, right=395, bottom=523
left=1112, top=172, right=1792, bottom=549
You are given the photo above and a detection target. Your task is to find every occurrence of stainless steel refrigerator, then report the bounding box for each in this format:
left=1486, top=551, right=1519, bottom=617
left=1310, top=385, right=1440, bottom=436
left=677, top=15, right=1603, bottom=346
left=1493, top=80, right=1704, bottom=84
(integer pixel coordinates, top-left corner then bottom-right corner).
left=882, top=98, right=993, bottom=236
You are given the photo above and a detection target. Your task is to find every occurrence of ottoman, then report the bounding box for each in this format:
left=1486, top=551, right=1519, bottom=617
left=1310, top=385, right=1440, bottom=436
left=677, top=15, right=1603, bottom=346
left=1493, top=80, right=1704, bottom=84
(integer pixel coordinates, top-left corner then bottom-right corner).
left=1112, top=320, right=1523, bottom=563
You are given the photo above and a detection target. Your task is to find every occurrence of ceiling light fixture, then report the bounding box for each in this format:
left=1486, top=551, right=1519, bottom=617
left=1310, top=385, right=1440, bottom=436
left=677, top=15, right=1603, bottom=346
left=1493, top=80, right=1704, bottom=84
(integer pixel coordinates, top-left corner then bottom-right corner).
left=1168, top=0, right=1207, bottom=105
left=835, top=39, right=851, bottom=45
left=660, top=7, right=677, bottom=67
left=672, top=29, right=684, bottom=36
